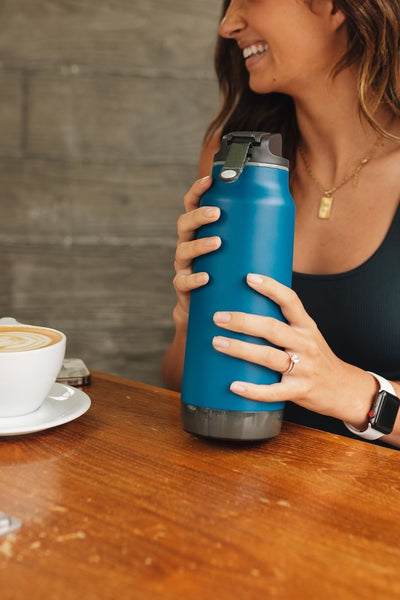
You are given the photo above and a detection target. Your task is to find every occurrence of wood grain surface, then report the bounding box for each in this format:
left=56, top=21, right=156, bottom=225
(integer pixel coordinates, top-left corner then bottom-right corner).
left=1, top=373, right=399, bottom=600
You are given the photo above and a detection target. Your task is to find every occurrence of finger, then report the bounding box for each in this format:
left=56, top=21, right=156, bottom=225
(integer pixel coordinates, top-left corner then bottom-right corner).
left=183, top=176, right=213, bottom=212
left=213, top=311, right=298, bottom=350
left=175, top=236, right=221, bottom=271
left=212, top=335, right=291, bottom=373
left=229, top=380, right=296, bottom=403
left=246, top=274, right=315, bottom=327
left=177, top=206, right=221, bottom=243
left=174, top=271, right=209, bottom=293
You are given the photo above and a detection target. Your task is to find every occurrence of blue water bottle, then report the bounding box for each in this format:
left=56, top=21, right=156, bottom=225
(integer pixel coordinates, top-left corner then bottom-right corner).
left=181, top=132, right=295, bottom=441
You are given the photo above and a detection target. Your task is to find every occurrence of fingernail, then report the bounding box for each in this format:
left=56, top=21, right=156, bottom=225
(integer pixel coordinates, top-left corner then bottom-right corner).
left=194, top=273, right=209, bottom=285
left=199, top=175, right=211, bottom=185
left=213, top=311, right=231, bottom=323
left=247, top=273, right=263, bottom=285
left=230, top=382, right=247, bottom=393
left=204, top=236, right=221, bottom=247
left=213, top=336, right=230, bottom=349
left=205, top=207, right=220, bottom=218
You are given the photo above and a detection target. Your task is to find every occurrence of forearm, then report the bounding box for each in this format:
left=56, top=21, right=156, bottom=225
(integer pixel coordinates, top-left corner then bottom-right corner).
left=161, top=304, right=188, bottom=392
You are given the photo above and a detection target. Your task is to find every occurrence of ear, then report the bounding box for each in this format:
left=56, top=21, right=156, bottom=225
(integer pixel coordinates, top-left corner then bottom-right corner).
left=330, top=2, right=346, bottom=28
left=310, top=1, right=346, bottom=29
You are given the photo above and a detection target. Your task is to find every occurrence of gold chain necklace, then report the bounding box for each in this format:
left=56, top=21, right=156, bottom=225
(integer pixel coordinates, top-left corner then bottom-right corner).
left=298, top=138, right=380, bottom=219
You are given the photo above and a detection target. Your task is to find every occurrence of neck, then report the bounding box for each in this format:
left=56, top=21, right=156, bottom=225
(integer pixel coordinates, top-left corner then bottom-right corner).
left=292, top=67, right=388, bottom=182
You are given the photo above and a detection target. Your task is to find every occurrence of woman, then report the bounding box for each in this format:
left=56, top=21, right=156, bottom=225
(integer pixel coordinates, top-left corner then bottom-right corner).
left=162, top=0, right=400, bottom=448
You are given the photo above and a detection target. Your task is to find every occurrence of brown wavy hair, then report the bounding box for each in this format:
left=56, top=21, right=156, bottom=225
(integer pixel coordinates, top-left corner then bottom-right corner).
left=205, top=0, right=400, bottom=165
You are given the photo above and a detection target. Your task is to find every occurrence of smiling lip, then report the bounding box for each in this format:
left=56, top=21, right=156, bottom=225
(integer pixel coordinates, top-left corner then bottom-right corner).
left=242, top=43, right=269, bottom=60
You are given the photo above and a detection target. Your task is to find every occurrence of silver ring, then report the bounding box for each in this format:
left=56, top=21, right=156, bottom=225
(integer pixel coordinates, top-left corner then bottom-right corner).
left=282, top=351, right=299, bottom=375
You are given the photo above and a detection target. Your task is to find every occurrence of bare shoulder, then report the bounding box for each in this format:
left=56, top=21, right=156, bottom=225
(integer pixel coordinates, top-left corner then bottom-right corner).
left=198, top=129, right=222, bottom=178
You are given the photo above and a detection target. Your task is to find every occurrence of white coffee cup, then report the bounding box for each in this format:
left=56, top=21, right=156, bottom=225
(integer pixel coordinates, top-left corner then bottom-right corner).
left=0, top=317, right=66, bottom=417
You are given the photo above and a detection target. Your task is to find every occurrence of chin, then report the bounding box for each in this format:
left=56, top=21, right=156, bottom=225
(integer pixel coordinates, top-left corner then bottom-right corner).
left=247, top=72, right=281, bottom=95
left=249, top=81, right=279, bottom=95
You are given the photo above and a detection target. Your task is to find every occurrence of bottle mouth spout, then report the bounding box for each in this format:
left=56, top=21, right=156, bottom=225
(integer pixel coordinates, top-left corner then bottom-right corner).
left=215, top=131, right=289, bottom=183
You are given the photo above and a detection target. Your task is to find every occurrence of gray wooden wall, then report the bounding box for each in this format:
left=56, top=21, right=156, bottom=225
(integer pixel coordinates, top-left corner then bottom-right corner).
left=0, top=1, right=221, bottom=386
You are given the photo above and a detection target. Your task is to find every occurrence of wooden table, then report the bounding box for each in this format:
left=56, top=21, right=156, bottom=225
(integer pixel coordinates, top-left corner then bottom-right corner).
left=1, top=372, right=399, bottom=600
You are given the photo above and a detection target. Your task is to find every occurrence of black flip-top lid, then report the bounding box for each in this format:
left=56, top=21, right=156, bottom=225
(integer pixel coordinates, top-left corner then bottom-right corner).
left=214, top=131, right=288, bottom=182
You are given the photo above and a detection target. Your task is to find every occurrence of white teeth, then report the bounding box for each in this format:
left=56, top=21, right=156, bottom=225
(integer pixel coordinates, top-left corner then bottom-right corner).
left=243, top=43, right=268, bottom=60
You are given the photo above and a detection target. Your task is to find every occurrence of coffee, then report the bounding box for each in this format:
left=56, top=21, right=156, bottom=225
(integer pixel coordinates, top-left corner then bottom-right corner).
left=0, top=326, right=62, bottom=353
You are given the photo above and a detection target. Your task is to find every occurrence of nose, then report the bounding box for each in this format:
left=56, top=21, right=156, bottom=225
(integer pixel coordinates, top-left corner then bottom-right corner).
left=218, top=1, right=246, bottom=39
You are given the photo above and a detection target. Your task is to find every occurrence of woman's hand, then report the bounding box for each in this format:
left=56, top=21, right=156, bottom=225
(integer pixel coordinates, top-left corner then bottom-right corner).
left=173, top=176, right=221, bottom=320
left=162, top=174, right=221, bottom=391
left=212, top=273, right=376, bottom=427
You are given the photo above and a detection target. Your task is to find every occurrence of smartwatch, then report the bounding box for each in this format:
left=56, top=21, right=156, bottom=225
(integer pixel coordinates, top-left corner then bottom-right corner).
left=344, top=372, right=400, bottom=440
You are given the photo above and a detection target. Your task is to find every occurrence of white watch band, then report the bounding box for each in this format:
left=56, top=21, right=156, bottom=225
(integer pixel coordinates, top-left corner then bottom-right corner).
left=343, top=372, right=395, bottom=440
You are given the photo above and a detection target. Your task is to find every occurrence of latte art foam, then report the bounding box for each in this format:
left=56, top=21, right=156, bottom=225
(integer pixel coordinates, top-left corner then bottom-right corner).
left=0, top=326, right=62, bottom=352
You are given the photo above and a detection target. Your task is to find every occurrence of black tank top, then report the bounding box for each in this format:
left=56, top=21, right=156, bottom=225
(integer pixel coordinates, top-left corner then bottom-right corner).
left=285, top=203, right=400, bottom=443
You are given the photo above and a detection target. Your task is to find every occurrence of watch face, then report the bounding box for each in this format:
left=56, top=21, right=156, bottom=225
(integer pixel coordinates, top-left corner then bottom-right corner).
left=370, top=391, right=400, bottom=435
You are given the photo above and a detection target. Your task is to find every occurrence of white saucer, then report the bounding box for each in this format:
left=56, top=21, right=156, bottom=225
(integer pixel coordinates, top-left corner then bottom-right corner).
left=0, top=383, right=91, bottom=436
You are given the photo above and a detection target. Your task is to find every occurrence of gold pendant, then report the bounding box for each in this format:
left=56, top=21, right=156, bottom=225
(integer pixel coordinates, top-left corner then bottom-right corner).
left=318, top=194, right=333, bottom=219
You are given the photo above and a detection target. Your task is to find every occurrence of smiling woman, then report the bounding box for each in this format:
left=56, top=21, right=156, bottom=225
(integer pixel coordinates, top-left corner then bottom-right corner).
left=218, top=0, right=348, bottom=98
left=162, top=0, right=400, bottom=449
left=208, top=0, right=400, bottom=166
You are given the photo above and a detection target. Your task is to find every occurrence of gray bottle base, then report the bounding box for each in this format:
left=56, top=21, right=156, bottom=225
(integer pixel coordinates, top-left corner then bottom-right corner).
left=181, top=403, right=283, bottom=441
